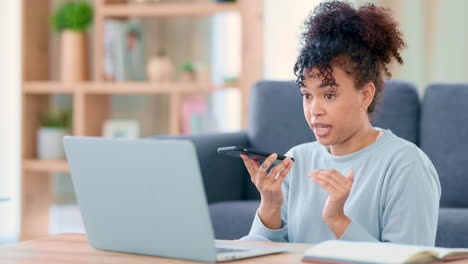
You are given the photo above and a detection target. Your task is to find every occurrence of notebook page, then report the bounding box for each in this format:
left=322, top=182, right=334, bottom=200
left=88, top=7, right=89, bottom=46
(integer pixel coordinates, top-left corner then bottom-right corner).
left=304, top=240, right=435, bottom=264
left=433, top=247, right=468, bottom=258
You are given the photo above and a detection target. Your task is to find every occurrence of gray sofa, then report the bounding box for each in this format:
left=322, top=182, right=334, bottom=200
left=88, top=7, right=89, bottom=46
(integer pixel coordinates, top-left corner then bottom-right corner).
left=151, top=80, right=468, bottom=248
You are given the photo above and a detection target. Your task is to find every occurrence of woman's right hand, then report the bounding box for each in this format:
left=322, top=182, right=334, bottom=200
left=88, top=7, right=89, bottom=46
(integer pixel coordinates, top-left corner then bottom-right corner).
left=240, top=153, right=294, bottom=212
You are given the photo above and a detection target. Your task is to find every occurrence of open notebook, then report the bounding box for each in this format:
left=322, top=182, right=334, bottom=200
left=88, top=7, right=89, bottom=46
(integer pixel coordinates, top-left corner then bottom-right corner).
left=302, top=240, right=468, bottom=264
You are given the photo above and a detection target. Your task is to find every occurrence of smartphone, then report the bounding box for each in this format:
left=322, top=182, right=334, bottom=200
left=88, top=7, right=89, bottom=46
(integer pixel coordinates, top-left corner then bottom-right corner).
left=217, top=146, right=294, bottom=166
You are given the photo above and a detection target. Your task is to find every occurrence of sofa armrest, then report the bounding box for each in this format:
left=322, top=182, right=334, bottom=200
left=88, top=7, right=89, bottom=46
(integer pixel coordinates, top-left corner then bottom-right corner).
left=436, top=207, right=468, bottom=248
left=149, top=131, right=251, bottom=203
left=209, top=200, right=260, bottom=239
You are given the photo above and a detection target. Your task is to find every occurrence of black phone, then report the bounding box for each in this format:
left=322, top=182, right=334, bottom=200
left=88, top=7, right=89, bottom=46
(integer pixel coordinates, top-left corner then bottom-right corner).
left=217, top=146, right=294, bottom=166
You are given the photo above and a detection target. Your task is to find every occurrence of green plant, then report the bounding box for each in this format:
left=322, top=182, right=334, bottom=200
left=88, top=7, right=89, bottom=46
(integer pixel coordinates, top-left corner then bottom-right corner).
left=180, top=61, right=195, bottom=72
left=223, top=76, right=238, bottom=83
left=40, top=108, right=72, bottom=129
left=51, top=1, right=94, bottom=32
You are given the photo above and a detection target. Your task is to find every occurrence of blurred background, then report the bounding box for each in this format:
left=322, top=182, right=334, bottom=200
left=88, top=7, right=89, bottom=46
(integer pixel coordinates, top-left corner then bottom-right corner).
left=1, top=0, right=467, bottom=244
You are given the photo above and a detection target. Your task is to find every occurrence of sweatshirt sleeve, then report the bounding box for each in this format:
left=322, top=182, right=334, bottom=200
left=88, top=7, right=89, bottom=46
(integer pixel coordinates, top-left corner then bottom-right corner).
left=340, top=157, right=441, bottom=246
left=247, top=149, right=294, bottom=242
left=248, top=210, right=288, bottom=242
left=338, top=220, right=379, bottom=242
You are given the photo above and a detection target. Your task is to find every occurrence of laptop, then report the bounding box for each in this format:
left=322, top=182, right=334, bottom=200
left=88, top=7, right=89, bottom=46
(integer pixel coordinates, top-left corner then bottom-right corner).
left=63, top=136, right=290, bottom=262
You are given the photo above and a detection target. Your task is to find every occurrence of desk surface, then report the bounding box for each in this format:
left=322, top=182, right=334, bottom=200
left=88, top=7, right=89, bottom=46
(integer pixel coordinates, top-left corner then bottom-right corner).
left=1, top=233, right=467, bottom=264
left=0, top=233, right=310, bottom=264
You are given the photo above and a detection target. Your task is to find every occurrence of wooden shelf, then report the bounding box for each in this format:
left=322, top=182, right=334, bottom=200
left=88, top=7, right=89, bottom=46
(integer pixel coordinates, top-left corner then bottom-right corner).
left=23, top=81, right=228, bottom=95
left=101, top=2, right=240, bottom=18
left=23, top=82, right=76, bottom=94
left=85, top=82, right=219, bottom=94
left=20, top=0, right=262, bottom=241
left=23, top=159, right=70, bottom=174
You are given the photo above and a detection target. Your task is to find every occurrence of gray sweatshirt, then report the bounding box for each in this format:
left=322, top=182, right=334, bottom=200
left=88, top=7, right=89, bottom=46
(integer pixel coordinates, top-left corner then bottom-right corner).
left=248, top=128, right=441, bottom=246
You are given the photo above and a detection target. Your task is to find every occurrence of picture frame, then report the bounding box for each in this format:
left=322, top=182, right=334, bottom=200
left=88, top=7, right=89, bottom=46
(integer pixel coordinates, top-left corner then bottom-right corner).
left=102, top=120, right=140, bottom=138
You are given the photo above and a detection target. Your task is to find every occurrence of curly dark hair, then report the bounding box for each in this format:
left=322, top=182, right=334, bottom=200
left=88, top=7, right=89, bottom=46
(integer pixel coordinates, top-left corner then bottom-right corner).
left=293, top=0, right=406, bottom=113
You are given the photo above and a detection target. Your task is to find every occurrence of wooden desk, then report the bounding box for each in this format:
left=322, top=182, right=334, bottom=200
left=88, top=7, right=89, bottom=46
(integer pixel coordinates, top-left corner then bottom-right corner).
left=0, top=233, right=309, bottom=264
left=2, top=233, right=468, bottom=264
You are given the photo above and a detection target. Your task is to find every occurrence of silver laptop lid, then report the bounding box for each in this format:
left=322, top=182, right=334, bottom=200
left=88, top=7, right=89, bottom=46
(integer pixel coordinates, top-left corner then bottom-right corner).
left=64, top=136, right=217, bottom=262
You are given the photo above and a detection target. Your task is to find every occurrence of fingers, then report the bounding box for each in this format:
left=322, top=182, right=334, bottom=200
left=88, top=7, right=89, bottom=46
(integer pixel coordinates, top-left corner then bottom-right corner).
left=240, top=154, right=260, bottom=170
left=269, top=157, right=293, bottom=180
left=316, top=170, right=352, bottom=186
left=257, top=153, right=278, bottom=180
left=242, top=152, right=294, bottom=191
left=273, top=157, right=294, bottom=187
left=240, top=154, right=258, bottom=182
left=318, top=170, right=350, bottom=191
left=308, top=169, right=353, bottom=195
left=309, top=171, right=339, bottom=194
left=346, top=169, right=354, bottom=182
left=260, top=153, right=278, bottom=170
left=260, top=154, right=294, bottom=185
left=252, top=159, right=261, bottom=169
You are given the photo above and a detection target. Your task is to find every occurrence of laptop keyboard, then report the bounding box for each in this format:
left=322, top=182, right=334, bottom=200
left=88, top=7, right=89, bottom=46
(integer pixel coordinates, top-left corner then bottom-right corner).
left=216, top=247, right=249, bottom=254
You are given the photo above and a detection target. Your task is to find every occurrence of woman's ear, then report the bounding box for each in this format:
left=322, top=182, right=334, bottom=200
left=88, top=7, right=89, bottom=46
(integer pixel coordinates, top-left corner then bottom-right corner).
left=361, top=82, right=376, bottom=110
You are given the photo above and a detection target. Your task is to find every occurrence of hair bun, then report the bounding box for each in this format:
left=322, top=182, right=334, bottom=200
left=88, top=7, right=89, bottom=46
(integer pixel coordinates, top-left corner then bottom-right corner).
left=294, top=0, right=406, bottom=114
left=358, top=4, right=405, bottom=65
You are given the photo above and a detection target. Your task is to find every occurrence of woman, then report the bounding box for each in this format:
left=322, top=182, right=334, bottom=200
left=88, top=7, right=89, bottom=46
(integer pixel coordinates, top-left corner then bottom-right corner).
left=240, top=0, right=440, bottom=246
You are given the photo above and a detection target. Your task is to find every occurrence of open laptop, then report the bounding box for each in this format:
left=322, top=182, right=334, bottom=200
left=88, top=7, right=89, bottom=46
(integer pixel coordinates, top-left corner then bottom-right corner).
left=63, top=136, right=289, bottom=262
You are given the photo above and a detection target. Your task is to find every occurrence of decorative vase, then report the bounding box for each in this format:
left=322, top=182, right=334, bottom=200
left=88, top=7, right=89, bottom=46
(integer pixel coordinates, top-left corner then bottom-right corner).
left=37, top=127, right=69, bottom=160
left=146, top=56, right=175, bottom=82
left=60, top=30, right=88, bottom=82
left=180, top=71, right=196, bottom=82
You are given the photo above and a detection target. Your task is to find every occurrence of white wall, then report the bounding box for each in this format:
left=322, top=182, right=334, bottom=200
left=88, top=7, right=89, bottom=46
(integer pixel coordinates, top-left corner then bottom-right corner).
left=0, top=0, right=21, bottom=241
left=264, top=0, right=322, bottom=79
left=430, top=0, right=468, bottom=83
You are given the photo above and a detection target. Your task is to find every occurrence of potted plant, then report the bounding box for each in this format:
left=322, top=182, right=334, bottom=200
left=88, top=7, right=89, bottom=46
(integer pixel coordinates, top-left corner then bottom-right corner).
left=179, top=61, right=196, bottom=82
left=51, top=1, right=93, bottom=82
left=37, top=108, right=72, bottom=160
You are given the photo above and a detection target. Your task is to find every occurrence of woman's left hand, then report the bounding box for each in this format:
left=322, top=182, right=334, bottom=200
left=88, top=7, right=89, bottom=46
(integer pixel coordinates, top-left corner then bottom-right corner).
left=308, top=169, right=354, bottom=238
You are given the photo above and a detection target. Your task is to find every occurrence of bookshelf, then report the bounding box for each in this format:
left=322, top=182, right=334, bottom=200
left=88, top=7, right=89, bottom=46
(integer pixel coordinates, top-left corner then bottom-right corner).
left=23, top=160, right=70, bottom=174
left=24, top=82, right=223, bottom=94
left=20, top=0, right=263, bottom=240
left=101, top=2, right=241, bottom=17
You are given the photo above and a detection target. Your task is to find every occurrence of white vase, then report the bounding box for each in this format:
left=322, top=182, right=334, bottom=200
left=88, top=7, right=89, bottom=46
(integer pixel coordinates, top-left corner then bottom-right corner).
left=146, top=56, right=175, bottom=82
left=37, top=127, right=69, bottom=160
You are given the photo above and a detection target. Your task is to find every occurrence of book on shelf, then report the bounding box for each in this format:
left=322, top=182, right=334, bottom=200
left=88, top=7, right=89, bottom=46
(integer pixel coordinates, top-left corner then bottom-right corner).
left=302, top=240, right=468, bottom=264
left=180, top=88, right=241, bottom=135
left=181, top=96, right=207, bottom=134
left=104, top=19, right=146, bottom=81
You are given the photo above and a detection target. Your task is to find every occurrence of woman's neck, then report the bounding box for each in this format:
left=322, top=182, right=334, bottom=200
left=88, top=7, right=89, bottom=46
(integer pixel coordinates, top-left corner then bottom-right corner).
left=329, top=125, right=380, bottom=156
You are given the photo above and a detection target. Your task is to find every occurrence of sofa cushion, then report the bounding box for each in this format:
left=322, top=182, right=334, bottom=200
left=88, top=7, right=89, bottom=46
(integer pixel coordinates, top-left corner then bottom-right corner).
left=248, top=80, right=420, bottom=155
left=372, top=80, right=420, bottom=145
left=246, top=80, right=420, bottom=199
left=247, top=81, right=313, bottom=199
left=209, top=200, right=260, bottom=240
left=420, top=83, right=468, bottom=208
left=248, top=80, right=313, bottom=156
left=436, top=207, right=468, bottom=248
